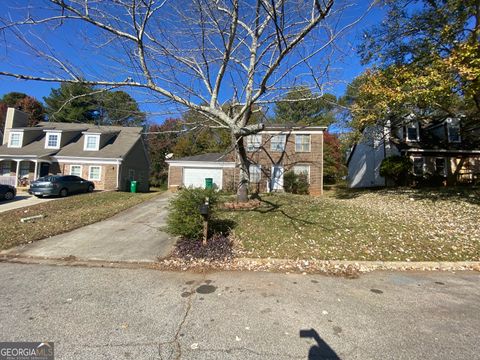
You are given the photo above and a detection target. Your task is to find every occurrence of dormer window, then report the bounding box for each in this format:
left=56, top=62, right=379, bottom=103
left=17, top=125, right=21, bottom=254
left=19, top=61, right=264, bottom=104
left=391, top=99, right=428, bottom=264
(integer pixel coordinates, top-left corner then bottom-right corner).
left=406, top=122, right=419, bottom=142
left=8, top=132, right=23, bottom=148
left=447, top=118, right=461, bottom=143
left=45, top=132, right=61, bottom=149
left=84, top=134, right=100, bottom=151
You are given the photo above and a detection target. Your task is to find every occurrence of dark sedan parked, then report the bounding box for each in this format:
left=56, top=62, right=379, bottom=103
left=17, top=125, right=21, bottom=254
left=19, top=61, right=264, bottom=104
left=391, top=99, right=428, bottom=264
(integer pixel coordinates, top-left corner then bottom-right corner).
left=29, top=175, right=95, bottom=198
left=0, top=184, right=16, bottom=201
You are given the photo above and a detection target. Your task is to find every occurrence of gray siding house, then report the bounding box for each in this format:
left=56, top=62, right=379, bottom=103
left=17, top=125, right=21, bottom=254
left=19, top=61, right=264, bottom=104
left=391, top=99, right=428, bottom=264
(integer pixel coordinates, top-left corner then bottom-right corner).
left=0, top=107, right=150, bottom=192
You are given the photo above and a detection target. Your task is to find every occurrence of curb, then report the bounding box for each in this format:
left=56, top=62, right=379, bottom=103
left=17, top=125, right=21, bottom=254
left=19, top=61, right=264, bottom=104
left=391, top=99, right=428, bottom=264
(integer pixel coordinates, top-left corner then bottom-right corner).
left=1, top=254, right=479, bottom=275
left=235, top=258, right=480, bottom=272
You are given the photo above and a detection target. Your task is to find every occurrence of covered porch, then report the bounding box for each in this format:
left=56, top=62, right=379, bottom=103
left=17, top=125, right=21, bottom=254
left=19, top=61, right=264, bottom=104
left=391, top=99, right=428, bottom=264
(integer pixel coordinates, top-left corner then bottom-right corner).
left=0, top=157, right=53, bottom=187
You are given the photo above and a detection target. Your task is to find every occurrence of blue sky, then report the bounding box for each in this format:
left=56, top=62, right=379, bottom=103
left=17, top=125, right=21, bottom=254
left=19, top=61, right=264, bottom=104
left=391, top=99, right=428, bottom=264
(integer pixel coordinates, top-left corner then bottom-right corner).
left=0, top=1, right=386, bottom=125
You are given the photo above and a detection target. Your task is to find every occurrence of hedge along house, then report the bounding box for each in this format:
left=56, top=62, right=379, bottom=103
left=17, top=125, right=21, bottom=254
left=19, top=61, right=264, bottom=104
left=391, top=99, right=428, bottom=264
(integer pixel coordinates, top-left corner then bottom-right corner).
left=167, top=125, right=325, bottom=195
left=0, top=107, right=150, bottom=191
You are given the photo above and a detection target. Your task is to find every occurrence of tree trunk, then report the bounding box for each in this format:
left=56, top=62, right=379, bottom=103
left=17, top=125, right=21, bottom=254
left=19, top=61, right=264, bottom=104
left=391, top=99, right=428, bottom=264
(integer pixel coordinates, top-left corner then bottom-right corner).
left=234, top=134, right=250, bottom=202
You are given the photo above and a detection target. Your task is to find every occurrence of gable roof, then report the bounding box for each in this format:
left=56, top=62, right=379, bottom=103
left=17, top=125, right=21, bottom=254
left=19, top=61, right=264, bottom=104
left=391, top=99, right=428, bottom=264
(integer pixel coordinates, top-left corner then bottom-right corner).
left=0, top=122, right=143, bottom=159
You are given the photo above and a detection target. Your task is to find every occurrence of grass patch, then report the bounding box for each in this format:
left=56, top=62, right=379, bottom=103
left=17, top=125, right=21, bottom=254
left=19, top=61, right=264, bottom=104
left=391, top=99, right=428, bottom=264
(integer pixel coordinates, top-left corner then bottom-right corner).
left=218, top=189, right=480, bottom=261
left=0, top=191, right=160, bottom=250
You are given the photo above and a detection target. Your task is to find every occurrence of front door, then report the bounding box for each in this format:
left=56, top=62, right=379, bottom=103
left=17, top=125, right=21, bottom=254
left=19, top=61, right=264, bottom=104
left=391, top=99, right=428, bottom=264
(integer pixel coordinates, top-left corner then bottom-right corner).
left=39, top=163, right=50, bottom=177
left=269, top=165, right=284, bottom=191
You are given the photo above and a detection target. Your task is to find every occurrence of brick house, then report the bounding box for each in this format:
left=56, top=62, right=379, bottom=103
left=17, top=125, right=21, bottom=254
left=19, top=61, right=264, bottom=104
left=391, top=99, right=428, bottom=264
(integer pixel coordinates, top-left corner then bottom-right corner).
left=167, top=125, right=325, bottom=195
left=0, top=107, right=150, bottom=192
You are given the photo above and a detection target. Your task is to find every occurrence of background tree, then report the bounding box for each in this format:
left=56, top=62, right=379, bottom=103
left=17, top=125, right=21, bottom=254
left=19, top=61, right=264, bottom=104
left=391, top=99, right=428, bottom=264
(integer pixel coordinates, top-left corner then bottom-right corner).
left=323, top=131, right=346, bottom=184
left=0, top=92, right=45, bottom=129
left=273, top=89, right=343, bottom=183
left=0, top=102, right=7, bottom=134
left=274, top=87, right=337, bottom=126
left=147, top=118, right=183, bottom=187
left=96, top=91, right=146, bottom=126
left=1, top=92, right=28, bottom=107
left=44, top=83, right=145, bottom=126
left=358, top=0, right=479, bottom=117
left=0, top=0, right=370, bottom=201
left=44, top=83, right=99, bottom=123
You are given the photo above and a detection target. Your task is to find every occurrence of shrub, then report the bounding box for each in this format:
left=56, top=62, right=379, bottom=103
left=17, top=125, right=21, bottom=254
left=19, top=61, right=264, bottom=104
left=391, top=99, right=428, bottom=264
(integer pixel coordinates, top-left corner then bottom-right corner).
left=379, top=156, right=411, bottom=185
left=283, top=171, right=309, bottom=195
left=166, top=187, right=218, bottom=240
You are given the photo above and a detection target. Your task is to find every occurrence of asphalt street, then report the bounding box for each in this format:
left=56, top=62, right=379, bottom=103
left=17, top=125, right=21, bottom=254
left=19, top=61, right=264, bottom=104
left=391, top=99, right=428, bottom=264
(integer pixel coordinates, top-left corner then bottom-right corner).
left=0, top=263, right=478, bottom=360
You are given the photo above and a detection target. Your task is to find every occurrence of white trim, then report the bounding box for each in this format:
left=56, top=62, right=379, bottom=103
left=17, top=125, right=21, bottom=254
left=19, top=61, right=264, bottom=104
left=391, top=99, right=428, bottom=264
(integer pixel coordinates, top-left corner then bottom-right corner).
left=261, top=130, right=324, bottom=134
left=167, top=161, right=235, bottom=168
left=404, top=149, right=480, bottom=154
left=53, top=156, right=122, bottom=165
left=45, top=132, right=61, bottom=149
left=406, top=122, right=420, bottom=142
left=88, top=165, right=102, bottom=181
left=69, top=164, right=83, bottom=177
left=8, top=132, right=23, bottom=148
left=84, top=134, right=100, bottom=151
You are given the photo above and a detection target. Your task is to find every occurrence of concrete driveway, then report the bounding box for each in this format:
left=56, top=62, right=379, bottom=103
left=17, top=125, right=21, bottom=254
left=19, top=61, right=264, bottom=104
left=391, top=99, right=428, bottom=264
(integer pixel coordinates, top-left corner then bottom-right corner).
left=0, top=193, right=58, bottom=213
left=2, top=192, right=176, bottom=262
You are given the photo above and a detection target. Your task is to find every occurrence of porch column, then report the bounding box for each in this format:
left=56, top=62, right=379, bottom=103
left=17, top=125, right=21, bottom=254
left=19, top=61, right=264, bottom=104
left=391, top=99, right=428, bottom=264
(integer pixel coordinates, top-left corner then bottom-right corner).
left=33, top=160, right=39, bottom=180
left=15, top=160, right=22, bottom=187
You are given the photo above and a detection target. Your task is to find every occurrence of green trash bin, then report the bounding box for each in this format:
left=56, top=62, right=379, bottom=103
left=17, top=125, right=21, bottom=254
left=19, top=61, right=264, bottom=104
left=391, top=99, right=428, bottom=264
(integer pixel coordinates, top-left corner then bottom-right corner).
left=130, top=180, right=137, bottom=193
left=205, top=178, right=213, bottom=189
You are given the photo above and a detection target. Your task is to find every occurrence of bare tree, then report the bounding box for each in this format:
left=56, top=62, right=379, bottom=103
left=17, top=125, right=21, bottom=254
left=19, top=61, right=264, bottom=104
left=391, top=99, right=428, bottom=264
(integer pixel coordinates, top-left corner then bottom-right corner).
left=0, top=0, right=372, bottom=201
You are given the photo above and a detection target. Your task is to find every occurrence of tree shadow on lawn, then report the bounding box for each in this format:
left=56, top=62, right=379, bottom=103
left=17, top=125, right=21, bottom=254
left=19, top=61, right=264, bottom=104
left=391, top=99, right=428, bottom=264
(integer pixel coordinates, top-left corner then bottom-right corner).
left=252, top=195, right=336, bottom=231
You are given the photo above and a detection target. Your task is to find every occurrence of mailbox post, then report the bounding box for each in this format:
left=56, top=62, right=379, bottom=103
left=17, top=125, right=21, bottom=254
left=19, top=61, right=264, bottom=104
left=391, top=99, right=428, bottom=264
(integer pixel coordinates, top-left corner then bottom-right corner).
left=199, top=197, right=210, bottom=245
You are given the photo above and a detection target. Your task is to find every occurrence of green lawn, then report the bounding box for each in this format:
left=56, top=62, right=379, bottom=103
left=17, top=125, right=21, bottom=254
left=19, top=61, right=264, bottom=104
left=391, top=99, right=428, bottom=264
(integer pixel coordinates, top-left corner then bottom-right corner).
left=218, top=188, right=480, bottom=261
left=0, top=191, right=160, bottom=250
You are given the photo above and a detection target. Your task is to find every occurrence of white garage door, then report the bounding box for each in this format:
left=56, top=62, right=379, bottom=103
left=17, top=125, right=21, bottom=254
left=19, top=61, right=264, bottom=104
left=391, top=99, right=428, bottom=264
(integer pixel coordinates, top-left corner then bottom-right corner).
left=183, top=167, right=223, bottom=190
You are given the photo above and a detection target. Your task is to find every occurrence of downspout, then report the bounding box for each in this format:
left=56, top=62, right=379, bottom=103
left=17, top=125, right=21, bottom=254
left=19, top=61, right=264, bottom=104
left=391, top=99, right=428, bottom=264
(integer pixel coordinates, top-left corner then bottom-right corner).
left=116, top=160, right=121, bottom=191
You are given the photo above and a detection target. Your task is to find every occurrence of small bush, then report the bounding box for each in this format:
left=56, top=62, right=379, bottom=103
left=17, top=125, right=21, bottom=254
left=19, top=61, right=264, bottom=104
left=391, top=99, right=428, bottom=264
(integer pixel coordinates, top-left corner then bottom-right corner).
left=380, top=156, right=411, bottom=185
left=283, top=171, right=309, bottom=195
left=166, top=188, right=218, bottom=240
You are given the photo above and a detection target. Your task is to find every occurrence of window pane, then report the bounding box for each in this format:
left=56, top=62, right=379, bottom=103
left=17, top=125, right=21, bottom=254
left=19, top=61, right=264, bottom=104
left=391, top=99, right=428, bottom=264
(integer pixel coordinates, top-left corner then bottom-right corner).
left=70, top=166, right=82, bottom=177
left=271, top=135, right=286, bottom=151
left=10, top=133, right=20, bottom=146
left=86, top=136, right=98, bottom=149
left=247, top=135, right=262, bottom=151
left=48, top=134, right=59, bottom=147
left=89, top=166, right=101, bottom=180
left=0, top=162, right=10, bottom=176
left=293, top=165, right=310, bottom=182
left=435, top=158, right=446, bottom=176
left=407, top=127, right=418, bottom=141
left=249, top=165, right=261, bottom=183
left=448, top=126, right=460, bottom=142
left=413, top=158, right=423, bottom=175
left=295, top=135, right=310, bottom=152
left=20, top=162, right=30, bottom=177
